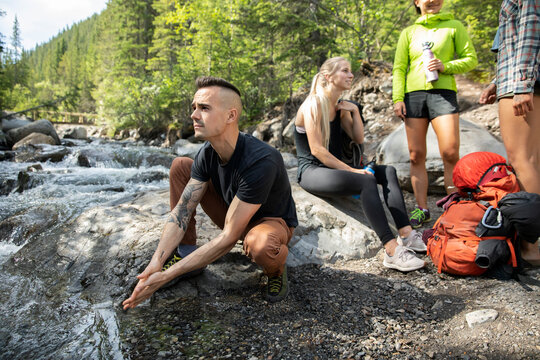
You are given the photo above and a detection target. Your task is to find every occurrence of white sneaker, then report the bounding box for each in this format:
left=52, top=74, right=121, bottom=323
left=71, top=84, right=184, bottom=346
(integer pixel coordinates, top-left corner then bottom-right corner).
left=397, top=229, right=427, bottom=252
left=383, top=245, right=426, bottom=272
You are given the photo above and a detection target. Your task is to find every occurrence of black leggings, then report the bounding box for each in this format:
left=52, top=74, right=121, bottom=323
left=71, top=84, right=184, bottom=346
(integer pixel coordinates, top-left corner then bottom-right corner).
left=299, top=165, right=410, bottom=245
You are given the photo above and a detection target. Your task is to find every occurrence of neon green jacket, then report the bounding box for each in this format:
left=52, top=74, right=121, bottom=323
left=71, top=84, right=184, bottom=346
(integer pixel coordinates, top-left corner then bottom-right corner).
left=392, top=13, right=478, bottom=103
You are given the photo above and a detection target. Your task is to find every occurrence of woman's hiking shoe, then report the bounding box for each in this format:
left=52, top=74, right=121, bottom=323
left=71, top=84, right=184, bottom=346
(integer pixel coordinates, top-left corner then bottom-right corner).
left=409, top=207, right=431, bottom=228
left=383, top=245, right=426, bottom=272
left=161, top=244, right=205, bottom=288
left=397, top=229, right=427, bottom=252
left=263, top=266, right=289, bottom=302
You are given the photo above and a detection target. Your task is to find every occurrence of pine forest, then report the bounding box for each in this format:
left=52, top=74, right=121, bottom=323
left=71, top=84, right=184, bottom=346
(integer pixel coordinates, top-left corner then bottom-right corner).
left=0, top=0, right=500, bottom=133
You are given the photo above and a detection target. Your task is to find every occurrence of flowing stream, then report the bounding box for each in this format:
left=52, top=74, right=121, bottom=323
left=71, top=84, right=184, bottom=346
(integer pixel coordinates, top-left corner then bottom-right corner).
left=0, top=138, right=173, bottom=263
left=0, top=138, right=177, bottom=359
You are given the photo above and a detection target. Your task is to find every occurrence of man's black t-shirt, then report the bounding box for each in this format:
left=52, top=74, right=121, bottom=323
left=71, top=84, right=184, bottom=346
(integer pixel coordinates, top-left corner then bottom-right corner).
left=191, top=132, right=298, bottom=227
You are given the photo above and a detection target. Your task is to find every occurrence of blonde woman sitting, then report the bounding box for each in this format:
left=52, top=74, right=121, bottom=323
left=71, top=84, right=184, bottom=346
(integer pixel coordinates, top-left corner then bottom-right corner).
left=294, top=57, right=426, bottom=271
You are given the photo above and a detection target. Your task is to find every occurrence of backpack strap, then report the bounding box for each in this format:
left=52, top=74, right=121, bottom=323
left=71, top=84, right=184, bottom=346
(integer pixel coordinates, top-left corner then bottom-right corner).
left=437, top=234, right=448, bottom=274
left=436, top=223, right=451, bottom=273
left=506, top=235, right=518, bottom=268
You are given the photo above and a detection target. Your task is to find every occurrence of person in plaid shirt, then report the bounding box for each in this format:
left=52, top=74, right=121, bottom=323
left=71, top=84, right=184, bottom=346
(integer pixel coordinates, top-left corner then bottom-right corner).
left=497, top=0, right=540, bottom=266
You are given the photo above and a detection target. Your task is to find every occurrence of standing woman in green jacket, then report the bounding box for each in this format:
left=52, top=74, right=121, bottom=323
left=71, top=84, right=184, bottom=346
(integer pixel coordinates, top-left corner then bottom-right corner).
left=392, top=0, right=477, bottom=228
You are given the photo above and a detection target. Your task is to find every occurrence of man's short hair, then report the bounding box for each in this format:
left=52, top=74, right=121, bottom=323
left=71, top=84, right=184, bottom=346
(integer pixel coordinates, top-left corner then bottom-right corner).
left=195, top=76, right=241, bottom=98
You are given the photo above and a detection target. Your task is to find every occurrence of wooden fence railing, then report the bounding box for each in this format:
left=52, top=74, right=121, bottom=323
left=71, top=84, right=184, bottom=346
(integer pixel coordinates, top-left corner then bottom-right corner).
left=33, top=110, right=99, bottom=125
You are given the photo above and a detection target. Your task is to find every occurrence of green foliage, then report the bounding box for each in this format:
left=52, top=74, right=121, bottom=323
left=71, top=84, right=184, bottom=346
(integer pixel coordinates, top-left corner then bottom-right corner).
left=4, top=0, right=500, bottom=127
left=445, top=0, right=500, bottom=82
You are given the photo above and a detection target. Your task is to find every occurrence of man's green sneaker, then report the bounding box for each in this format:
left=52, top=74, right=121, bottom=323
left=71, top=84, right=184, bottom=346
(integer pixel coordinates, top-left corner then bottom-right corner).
left=409, top=207, right=431, bottom=229
left=263, top=266, right=289, bottom=302
left=161, top=244, right=204, bottom=288
left=162, top=253, right=183, bottom=272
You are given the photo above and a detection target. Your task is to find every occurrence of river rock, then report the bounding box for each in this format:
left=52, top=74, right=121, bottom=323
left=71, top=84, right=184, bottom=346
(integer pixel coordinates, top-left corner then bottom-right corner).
left=0, top=178, right=17, bottom=196
left=172, top=139, right=203, bottom=159
left=1, top=113, right=32, bottom=131
left=77, top=153, right=91, bottom=167
left=144, top=152, right=176, bottom=168
left=254, top=117, right=282, bottom=145
left=6, top=119, right=61, bottom=147
left=163, top=127, right=182, bottom=148
left=377, top=118, right=507, bottom=194
left=0, top=130, right=8, bottom=150
left=14, top=144, right=70, bottom=163
left=62, top=126, right=88, bottom=140
left=12, top=133, right=56, bottom=149
left=282, top=117, right=296, bottom=146
left=127, top=171, right=168, bottom=184
left=0, top=151, right=14, bottom=161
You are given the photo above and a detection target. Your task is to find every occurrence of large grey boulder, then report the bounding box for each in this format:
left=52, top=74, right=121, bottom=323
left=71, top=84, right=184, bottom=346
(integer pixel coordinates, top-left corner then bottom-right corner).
left=6, top=119, right=61, bottom=147
left=288, top=172, right=381, bottom=266
left=12, top=133, right=56, bottom=149
left=377, top=118, right=507, bottom=194
left=1, top=113, right=32, bottom=132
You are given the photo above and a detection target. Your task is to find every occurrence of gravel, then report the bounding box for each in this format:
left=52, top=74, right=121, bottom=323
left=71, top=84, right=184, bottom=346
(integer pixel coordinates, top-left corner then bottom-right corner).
left=117, top=246, right=539, bottom=360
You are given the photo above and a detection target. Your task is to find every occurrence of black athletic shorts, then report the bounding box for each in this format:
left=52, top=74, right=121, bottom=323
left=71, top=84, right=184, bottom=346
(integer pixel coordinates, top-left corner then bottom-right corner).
left=404, top=89, right=459, bottom=120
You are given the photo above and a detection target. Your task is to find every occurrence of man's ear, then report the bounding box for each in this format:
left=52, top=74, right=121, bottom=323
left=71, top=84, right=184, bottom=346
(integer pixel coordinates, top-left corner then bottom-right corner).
left=226, top=108, right=238, bottom=123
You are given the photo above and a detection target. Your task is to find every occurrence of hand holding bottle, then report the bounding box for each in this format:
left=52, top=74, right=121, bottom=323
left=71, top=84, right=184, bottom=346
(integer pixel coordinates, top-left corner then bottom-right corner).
left=426, top=58, right=445, bottom=72
left=422, top=42, right=442, bottom=82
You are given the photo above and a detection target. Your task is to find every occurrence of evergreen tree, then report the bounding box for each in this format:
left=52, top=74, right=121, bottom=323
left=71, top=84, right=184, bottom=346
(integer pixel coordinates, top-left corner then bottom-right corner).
left=10, top=15, right=22, bottom=60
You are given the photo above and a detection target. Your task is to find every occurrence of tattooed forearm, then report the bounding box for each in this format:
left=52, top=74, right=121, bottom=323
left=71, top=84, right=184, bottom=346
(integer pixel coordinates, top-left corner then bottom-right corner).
left=159, top=250, right=165, bottom=259
left=167, top=179, right=206, bottom=231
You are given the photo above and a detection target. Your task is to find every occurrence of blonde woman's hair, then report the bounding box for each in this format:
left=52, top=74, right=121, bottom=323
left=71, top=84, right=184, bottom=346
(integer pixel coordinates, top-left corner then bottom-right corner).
left=302, top=57, right=349, bottom=149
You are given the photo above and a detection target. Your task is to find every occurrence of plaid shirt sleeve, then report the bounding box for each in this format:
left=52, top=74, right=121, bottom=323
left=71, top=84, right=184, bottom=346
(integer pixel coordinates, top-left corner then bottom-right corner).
left=514, top=0, right=540, bottom=94
left=497, top=0, right=540, bottom=96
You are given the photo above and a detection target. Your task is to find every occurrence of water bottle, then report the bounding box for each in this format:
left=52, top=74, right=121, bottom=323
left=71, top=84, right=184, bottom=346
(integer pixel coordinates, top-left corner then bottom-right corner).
left=352, top=161, right=375, bottom=199
left=422, top=41, right=439, bottom=83
left=364, top=160, right=376, bottom=175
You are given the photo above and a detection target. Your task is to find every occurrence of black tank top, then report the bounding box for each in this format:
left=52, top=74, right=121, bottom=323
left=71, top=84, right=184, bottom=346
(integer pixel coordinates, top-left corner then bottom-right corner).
left=294, top=111, right=343, bottom=181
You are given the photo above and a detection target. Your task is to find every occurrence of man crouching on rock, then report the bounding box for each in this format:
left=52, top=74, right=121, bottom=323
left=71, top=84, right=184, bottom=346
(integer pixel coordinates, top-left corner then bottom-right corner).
left=123, top=76, right=298, bottom=309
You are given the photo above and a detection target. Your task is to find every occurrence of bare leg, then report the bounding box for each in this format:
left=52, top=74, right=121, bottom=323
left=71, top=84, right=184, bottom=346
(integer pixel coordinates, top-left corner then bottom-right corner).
left=499, top=96, right=540, bottom=193
left=500, top=96, right=540, bottom=263
left=431, top=113, right=460, bottom=194
left=404, top=117, right=430, bottom=209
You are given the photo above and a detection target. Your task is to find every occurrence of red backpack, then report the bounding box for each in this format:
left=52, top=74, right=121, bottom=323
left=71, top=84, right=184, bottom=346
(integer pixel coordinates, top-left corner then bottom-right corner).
left=426, top=152, right=521, bottom=276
